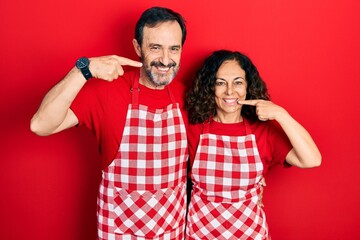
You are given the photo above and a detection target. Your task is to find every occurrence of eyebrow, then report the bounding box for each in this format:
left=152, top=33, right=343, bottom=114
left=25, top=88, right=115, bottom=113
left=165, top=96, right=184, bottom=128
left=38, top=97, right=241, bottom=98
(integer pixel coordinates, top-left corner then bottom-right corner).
left=149, top=43, right=181, bottom=49
left=149, top=43, right=161, bottom=47
left=216, top=76, right=245, bottom=81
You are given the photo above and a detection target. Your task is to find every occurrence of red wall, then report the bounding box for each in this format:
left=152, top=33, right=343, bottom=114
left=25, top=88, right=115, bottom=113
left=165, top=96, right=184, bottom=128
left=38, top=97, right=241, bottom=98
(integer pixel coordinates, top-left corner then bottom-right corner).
left=1, top=0, right=359, bottom=239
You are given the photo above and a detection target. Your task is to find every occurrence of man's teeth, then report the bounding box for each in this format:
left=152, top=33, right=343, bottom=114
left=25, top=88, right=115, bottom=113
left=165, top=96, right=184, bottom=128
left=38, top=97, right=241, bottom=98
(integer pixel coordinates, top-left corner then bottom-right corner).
left=157, top=66, right=170, bottom=71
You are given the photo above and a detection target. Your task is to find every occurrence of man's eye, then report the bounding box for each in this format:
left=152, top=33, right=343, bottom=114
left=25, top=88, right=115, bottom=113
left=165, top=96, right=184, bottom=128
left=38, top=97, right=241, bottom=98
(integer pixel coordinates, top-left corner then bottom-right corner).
left=171, top=47, right=180, bottom=53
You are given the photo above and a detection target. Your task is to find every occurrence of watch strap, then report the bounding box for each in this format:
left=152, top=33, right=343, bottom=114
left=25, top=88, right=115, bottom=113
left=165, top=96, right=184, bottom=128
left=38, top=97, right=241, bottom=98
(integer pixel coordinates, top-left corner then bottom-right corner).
left=80, top=66, right=93, bottom=80
left=76, top=57, right=93, bottom=80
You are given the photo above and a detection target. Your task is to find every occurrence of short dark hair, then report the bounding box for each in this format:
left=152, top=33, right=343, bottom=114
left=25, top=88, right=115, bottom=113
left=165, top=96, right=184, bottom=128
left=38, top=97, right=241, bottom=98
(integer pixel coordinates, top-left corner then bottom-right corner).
left=135, top=7, right=187, bottom=46
left=186, top=50, right=270, bottom=124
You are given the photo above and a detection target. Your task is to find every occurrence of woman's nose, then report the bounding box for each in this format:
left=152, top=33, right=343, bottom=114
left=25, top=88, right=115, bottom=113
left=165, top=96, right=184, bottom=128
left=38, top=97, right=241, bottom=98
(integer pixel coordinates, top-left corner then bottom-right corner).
left=225, top=85, right=234, bottom=95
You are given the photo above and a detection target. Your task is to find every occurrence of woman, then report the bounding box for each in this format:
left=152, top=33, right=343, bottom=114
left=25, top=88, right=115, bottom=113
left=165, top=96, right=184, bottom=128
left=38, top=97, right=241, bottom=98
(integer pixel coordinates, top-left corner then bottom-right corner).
left=185, top=50, right=321, bottom=239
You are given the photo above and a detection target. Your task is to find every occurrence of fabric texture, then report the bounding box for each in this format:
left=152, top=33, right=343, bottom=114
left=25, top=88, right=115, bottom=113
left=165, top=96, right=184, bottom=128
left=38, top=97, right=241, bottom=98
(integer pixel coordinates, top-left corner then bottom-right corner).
left=71, top=70, right=188, bottom=239
left=186, top=118, right=292, bottom=239
left=71, top=69, right=188, bottom=169
left=187, top=118, right=292, bottom=176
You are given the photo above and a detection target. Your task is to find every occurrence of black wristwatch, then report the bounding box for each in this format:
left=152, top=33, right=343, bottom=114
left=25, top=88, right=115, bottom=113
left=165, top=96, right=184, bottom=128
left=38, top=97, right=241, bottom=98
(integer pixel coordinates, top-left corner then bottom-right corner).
left=76, top=57, right=93, bottom=80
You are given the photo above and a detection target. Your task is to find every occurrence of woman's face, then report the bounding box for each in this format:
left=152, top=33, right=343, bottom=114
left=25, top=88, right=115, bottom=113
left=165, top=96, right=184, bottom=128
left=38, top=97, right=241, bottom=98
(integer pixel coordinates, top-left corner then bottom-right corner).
left=214, top=60, right=247, bottom=118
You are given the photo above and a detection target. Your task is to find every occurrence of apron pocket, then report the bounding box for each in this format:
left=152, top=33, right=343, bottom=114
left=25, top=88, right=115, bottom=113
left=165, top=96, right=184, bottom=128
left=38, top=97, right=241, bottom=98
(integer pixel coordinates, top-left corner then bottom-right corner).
left=188, top=193, right=268, bottom=239
left=112, top=184, right=186, bottom=237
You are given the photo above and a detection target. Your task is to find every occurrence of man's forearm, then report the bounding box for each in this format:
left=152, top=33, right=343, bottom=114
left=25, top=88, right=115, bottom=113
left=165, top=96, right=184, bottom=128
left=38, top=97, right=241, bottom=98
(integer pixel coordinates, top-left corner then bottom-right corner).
left=30, top=67, right=86, bottom=136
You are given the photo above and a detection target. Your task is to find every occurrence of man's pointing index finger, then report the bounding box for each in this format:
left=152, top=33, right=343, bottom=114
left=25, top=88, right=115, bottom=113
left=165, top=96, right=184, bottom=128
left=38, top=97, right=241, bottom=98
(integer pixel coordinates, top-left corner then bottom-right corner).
left=114, top=56, right=143, bottom=67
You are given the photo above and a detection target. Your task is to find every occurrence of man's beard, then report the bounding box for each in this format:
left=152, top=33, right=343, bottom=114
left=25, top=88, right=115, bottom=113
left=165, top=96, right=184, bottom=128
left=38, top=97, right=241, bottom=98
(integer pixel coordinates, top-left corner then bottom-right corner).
left=143, top=60, right=180, bottom=87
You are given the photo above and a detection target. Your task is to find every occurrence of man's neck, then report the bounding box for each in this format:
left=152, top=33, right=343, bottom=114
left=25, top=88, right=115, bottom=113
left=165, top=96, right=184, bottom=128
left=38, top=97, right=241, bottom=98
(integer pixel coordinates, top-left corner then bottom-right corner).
left=139, top=69, right=165, bottom=90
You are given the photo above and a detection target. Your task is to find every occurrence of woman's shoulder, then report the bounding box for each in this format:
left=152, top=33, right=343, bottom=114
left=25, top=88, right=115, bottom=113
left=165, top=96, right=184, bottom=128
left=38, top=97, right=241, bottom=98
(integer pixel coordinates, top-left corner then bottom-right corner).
left=188, top=122, right=203, bottom=131
left=249, top=119, right=281, bottom=130
left=248, top=119, right=287, bottom=143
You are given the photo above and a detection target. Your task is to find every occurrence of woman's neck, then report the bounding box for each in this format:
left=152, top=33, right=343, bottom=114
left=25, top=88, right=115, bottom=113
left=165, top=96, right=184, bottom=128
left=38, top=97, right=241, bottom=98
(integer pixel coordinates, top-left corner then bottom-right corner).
left=213, top=113, right=243, bottom=123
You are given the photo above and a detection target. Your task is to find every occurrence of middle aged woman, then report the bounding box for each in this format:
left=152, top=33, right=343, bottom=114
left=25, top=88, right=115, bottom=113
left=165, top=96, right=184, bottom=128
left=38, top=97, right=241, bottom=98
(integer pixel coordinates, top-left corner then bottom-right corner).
left=185, top=50, right=321, bottom=240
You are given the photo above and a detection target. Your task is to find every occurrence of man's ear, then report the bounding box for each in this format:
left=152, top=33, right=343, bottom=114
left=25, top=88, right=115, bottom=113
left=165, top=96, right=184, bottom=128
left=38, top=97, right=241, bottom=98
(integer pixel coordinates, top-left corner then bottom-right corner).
left=132, top=39, right=141, bottom=57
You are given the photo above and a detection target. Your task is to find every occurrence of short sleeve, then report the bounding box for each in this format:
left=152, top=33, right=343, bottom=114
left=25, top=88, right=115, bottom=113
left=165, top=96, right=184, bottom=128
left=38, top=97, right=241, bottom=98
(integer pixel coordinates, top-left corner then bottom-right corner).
left=70, top=79, right=109, bottom=132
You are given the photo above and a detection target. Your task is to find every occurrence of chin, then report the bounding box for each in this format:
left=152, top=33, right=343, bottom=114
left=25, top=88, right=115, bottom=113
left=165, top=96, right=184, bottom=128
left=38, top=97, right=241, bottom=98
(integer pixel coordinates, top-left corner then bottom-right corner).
left=154, top=79, right=171, bottom=86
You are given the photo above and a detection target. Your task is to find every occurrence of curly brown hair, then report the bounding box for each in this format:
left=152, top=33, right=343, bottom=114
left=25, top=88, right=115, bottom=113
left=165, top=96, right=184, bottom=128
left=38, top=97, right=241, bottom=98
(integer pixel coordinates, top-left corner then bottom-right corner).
left=186, top=50, right=270, bottom=124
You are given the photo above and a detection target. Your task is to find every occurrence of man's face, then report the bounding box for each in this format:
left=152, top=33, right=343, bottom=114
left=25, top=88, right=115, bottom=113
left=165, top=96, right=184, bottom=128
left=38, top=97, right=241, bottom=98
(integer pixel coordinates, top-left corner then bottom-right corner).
left=133, top=21, right=183, bottom=89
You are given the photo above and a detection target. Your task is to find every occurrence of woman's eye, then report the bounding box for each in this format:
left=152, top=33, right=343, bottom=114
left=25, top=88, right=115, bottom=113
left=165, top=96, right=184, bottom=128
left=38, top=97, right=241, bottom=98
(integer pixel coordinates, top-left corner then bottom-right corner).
left=215, top=81, right=225, bottom=86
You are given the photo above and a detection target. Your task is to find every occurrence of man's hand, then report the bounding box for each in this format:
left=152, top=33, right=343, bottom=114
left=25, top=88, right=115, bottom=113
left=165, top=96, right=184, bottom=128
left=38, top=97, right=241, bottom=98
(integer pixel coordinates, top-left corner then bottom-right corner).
left=31, top=55, right=142, bottom=136
left=89, top=55, right=142, bottom=81
left=258, top=178, right=267, bottom=208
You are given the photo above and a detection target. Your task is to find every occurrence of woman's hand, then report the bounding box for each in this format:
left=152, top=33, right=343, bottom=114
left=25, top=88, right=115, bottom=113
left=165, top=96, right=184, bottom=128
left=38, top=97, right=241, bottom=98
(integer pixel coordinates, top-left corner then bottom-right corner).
left=238, top=99, right=322, bottom=168
left=238, top=99, right=286, bottom=122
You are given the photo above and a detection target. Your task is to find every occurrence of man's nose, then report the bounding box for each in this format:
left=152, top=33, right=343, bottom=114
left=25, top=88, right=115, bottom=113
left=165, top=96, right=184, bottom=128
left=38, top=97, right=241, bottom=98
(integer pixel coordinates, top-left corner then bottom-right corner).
left=159, top=49, right=171, bottom=66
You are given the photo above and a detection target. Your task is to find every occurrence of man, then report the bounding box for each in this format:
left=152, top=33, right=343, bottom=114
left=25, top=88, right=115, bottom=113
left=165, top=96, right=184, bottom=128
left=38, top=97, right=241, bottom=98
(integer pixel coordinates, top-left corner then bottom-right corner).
left=31, top=7, right=188, bottom=240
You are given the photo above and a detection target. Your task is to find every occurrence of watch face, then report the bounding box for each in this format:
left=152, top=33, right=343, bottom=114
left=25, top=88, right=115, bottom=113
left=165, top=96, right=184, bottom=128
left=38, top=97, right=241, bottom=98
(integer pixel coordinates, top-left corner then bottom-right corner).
left=76, top=57, right=89, bottom=69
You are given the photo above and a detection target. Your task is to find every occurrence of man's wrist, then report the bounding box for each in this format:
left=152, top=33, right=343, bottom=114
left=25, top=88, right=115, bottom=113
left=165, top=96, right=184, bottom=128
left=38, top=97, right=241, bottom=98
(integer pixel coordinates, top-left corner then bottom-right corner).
left=75, top=57, right=93, bottom=80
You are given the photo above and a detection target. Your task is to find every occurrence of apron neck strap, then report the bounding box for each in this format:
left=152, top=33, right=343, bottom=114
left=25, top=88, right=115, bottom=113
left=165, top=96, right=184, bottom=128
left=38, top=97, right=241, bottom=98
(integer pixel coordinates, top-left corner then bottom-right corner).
left=202, top=117, right=251, bottom=135
left=131, top=77, right=140, bottom=105
left=202, top=119, right=211, bottom=134
left=243, top=117, right=251, bottom=135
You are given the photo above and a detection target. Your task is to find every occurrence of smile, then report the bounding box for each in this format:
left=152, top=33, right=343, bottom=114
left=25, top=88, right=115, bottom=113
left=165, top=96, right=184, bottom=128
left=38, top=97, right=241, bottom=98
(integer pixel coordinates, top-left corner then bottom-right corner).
left=223, top=98, right=238, bottom=105
left=156, top=66, right=171, bottom=72
left=150, top=61, right=176, bottom=73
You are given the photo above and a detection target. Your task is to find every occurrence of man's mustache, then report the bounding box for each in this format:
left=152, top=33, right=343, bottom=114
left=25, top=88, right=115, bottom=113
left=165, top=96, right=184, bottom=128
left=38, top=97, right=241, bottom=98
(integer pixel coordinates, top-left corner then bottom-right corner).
left=150, top=61, right=176, bottom=68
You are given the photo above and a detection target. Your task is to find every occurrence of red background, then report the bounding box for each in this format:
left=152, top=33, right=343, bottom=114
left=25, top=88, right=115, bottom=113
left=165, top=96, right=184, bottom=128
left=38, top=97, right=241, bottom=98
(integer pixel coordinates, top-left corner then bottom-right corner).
left=1, top=0, right=359, bottom=239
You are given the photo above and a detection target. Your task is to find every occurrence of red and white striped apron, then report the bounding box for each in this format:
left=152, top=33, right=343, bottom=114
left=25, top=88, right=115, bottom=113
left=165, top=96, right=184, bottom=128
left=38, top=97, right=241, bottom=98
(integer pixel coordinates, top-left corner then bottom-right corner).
left=187, top=119, right=269, bottom=240
left=97, top=78, right=188, bottom=240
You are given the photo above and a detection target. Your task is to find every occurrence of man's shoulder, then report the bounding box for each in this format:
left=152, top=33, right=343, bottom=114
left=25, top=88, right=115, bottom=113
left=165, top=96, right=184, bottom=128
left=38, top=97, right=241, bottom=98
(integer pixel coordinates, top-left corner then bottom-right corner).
left=169, top=79, right=187, bottom=90
left=113, top=70, right=136, bottom=86
left=168, top=79, right=188, bottom=98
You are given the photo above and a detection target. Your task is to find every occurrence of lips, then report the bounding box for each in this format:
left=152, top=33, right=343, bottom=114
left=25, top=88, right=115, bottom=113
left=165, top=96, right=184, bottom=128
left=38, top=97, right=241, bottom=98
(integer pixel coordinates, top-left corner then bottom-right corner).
left=156, top=66, right=170, bottom=72
left=151, top=62, right=176, bottom=73
left=223, top=98, right=238, bottom=105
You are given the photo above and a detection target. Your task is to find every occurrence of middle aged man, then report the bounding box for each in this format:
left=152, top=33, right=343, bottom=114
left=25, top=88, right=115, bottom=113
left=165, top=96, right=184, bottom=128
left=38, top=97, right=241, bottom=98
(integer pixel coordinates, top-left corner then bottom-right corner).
left=31, top=7, right=189, bottom=239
